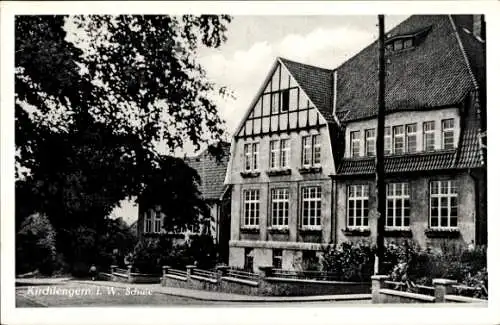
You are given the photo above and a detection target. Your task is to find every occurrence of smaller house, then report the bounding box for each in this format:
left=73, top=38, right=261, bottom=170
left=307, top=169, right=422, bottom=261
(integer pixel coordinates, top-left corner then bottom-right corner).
left=136, top=143, right=232, bottom=263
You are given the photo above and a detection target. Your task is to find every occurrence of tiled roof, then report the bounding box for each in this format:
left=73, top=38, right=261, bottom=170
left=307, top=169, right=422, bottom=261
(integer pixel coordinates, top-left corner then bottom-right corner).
left=335, top=15, right=480, bottom=122
left=185, top=143, right=230, bottom=200
left=279, top=57, right=337, bottom=124
left=337, top=128, right=484, bottom=176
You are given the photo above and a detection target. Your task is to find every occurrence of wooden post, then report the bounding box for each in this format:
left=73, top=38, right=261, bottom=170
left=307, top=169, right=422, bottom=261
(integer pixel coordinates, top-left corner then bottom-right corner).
left=375, top=14, right=387, bottom=275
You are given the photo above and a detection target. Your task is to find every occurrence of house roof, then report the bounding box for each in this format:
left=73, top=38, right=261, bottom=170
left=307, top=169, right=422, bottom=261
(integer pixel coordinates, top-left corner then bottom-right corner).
left=335, top=15, right=483, bottom=123
left=185, top=142, right=230, bottom=201
left=337, top=127, right=484, bottom=176
left=279, top=57, right=337, bottom=124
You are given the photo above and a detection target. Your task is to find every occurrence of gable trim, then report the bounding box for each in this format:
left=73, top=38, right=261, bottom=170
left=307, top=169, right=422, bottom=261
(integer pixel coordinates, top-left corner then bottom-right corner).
left=448, top=15, right=479, bottom=90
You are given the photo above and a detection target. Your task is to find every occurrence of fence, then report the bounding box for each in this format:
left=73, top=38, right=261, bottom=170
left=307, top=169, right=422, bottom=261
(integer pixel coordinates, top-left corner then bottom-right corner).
left=109, top=265, right=162, bottom=284
left=162, top=265, right=371, bottom=297
left=372, top=275, right=487, bottom=304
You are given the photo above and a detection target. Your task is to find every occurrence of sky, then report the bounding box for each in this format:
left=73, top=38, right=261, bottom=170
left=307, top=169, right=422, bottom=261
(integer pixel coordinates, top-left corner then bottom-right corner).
left=110, top=15, right=409, bottom=224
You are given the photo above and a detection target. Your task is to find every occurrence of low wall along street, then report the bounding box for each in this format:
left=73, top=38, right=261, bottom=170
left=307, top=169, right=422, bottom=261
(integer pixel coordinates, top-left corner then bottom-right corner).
left=161, top=265, right=371, bottom=297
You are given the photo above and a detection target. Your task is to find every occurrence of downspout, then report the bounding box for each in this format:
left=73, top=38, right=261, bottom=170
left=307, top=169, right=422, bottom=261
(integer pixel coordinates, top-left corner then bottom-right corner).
left=468, top=169, right=482, bottom=246
left=331, top=176, right=337, bottom=246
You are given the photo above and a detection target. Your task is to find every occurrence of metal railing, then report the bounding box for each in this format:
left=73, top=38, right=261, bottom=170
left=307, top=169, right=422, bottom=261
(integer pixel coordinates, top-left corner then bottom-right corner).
left=192, top=268, right=217, bottom=279
left=270, top=269, right=342, bottom=281
left=114, top=268, right=129, bottom=275
left=226, top=268, right=259, bottom=281
left=168, top=268, right=188, bottom=277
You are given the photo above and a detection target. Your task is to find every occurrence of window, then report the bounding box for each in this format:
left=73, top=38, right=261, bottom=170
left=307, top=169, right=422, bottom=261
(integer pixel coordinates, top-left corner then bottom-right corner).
left=144, top=211, right=153, bottom=233
left=154, top=210, right=162, bottom=233
left=271, top=188, right=289, bottom=227
left=430, top=180, right=458, bottom=228
left=302, top=251, right=319, bottom=271
left=386, top=183, right=410, bottom=228
left=270, top=138, right=290, bottom=169
left=271, top=92, right=280, bottom=114
left=244, top=142, right=259, bottom=171
left=281, top=89, right=290, bottom=112
left=406, top=124, right=417, bottom=153
left=384, top=127, right=391, bottom=155
left=272, top=249, right=283, bottom=269
left=243, top=189, right=260, bottom=227
left=394, top=39, right=403, bottom=51
left=302, top=134, right=320, bottom=166
left=270, top=140, right=279, bottom=169
left=244, top=248, right=254, bottom=272
left=347, top=185, right=369, bottom=228
left=386, top=43, right=393, bottom=52
left=393, top=125, right=404, bottom=155
left=423, top=121, right=435, bottom=152
left=442, top=119, right=455, bottom=150
left=313, top=135, right=321, bottom=165
left=403, top=38, right=413, bottom=49
left=280, top=139, right=290, bottom=168
left=365, top=128, right=376, bottom=157
left=350, top=131, right=360, bottom=157
left=302, top=186, right=322, bottom=228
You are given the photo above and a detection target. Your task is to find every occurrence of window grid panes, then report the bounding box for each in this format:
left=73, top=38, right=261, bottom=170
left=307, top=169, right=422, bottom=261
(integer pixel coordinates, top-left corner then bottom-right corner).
left=302, top=136, right=312, bottom=166
left=272, top=249, right=283, bottom=269
left=313, top=135, right=321, bottom=165
left=154, top=211, right=162, bottom=233
left=393, top=125, right=404, bottom=155
left=384, top=127, right=391, bottom=155
left=271, top=92, right=280, bottom=114
left=442, top=119, right=455, bottom=150
left=270, top=140, right=279, bottom=169
left=351, top=131, right=360, bottom=157
left=423, top=121, right=435, bottom=152
left=280, top=139, right=290, bottom=168
left=347, top=185, right=369, bottom=228
left=271, top=189, right=289, bottom=227
left=386, top=183, right=410, bottom=228
left=430, top=180, right=458, bottom=229
left=406, top=124, right=417, bottom=153
left=302, top=187, right=322, bottom=228
left=243, top=190, right=260, bottom=227
left=365, top=129, right=376, bottom=157
left=144, top=212, right=152, bottom=233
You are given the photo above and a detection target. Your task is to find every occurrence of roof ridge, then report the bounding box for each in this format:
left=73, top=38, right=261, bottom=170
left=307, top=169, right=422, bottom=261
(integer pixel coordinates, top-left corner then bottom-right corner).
left=278, top=56, right=333, bottom=73
left=447, top=15, right=479, bottom=89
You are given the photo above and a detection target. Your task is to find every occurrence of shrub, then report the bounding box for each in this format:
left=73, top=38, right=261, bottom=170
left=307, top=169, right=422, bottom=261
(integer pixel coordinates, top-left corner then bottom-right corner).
left=16, top=213, right=57, bottom=276
left=321, top=241, right=375, bottom=282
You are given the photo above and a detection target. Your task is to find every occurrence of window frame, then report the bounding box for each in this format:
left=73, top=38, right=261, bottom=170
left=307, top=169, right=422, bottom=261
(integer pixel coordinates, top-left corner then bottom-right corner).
left=244, top=141, right=259, bottom=172
left=270, top=188, right=290, bottom=228
left=350, top=130, right=361, bottom=158
left=154, top=210, right=163, bottom=233
left=347, top=184, right=370, bottom=229
left=270, top=139, right=279, bottom=169
left=301, top=186, right=322, bottom=230
left=302, top=134, right=321, bottom=167
left=386, top=183, right=410, bottom=229
left=144, top=211, right=153, bottom=234
left=429, top=180, right=458, bottom=229
left=365, top=128, right=376, bottom=157
left=406, top=123, right=417, bottom=153
left=242, top=189, right=260, bottom=228
left=392, top=125, right=405, bottom=155
left=442, top=118, right=455, bottom=150
left=280, top=138, right=291, bottom=168
left=423, top=121, right=436, bottom=152
left=384, top=126, right=392, bottom=155
left=272, top=249, right=283, bottom=269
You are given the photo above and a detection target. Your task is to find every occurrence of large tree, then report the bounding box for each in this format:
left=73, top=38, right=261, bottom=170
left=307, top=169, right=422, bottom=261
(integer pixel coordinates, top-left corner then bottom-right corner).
left=15, top=15, right=232, bottom=257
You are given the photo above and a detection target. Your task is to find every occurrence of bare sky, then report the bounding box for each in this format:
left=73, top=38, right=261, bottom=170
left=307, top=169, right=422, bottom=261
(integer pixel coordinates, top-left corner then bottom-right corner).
left=111, top=15, right=409, bottom=224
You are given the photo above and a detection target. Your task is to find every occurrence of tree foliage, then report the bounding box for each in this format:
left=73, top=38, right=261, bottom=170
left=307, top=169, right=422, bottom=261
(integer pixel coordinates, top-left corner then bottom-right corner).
left=16, top=213, right=57, bottom=275
left=15, top=14, right=231, bottom=224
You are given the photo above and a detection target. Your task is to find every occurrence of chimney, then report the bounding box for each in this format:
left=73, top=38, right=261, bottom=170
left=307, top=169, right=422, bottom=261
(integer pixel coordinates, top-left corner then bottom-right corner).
left=473, top=15, right=485, bottom=41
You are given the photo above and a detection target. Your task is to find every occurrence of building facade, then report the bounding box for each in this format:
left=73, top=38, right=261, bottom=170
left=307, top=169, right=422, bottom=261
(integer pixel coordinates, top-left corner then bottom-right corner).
left=225, top=15, right=486, bottom=273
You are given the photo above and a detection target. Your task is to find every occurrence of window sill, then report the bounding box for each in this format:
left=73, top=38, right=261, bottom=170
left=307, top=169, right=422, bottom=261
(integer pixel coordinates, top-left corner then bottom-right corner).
left=241, top=227, right=260, bottom=234
left=267, top=227, right=289, bottom=234
left=425, top=228, right=460, bottom=238
left=299, top=227, right=322, bottom=233
left=342, top=228, right=371, bottom=236
left=298, top=166, right=322, bottom=174
left=266, top=169, right=292, bottom=177
left=384, top=227, right=412, bottom=237
left=240, top=171, right=260, bottom=178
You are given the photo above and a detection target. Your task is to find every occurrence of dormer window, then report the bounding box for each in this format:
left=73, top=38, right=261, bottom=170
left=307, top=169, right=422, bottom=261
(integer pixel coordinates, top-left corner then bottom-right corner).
left=385, top=26, right=432, bottom=54
left=394, top=39, right=403, bottom=51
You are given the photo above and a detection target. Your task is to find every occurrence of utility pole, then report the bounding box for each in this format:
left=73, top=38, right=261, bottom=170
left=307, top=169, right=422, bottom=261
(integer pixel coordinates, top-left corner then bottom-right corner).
left=375, top=14, right=386, bottom=275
